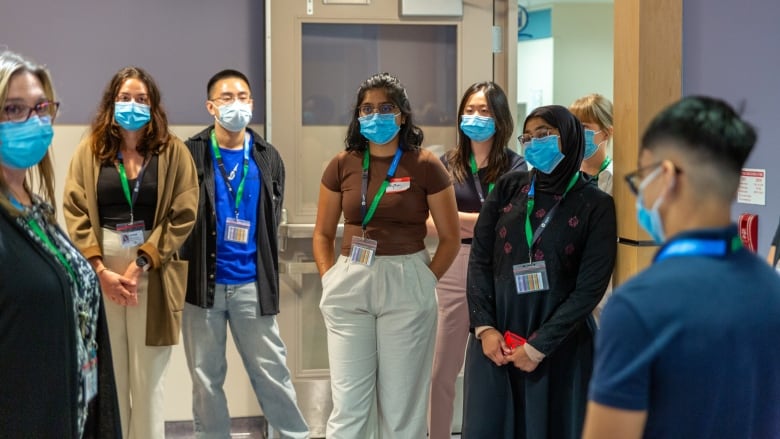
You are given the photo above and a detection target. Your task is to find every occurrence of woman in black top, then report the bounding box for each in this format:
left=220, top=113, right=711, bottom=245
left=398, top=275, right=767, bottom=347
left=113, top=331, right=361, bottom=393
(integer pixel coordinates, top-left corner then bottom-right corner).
left=462, top=105, right=616, bottom=438
left=0, top=50, right=120, bottom=438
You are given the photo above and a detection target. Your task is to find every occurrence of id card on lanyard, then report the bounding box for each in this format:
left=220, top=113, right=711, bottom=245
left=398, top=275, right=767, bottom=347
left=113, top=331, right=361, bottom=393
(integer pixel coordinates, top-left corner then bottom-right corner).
left=513, top=172, right=579, bottom=294
left=350, top=147, right=403, bottom=266
left=211, top=130, right=253, bottom=245
left=115, top=152, right=149, bottom=248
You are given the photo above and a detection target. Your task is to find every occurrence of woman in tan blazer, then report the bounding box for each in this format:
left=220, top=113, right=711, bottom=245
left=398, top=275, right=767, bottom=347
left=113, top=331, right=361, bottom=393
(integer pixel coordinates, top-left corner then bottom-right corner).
left=63, top=66, right=198, bottom=439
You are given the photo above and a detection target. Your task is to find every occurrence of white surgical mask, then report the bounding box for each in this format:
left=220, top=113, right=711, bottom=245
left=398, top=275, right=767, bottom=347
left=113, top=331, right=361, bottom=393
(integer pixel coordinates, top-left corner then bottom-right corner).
left=216, top=101, right=252, bottom=132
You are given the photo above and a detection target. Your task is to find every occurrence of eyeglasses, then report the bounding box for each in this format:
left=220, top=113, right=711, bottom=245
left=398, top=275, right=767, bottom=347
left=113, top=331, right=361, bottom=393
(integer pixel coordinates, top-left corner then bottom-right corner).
left=518, top=128, right=553, bottom=144
left=210, top=94, right=253, bottom=105
left=624, top=161, right=683, bottom=196
left=358, top=103, right=397, bottom=117
left=2, top=101, right=60, bottom=123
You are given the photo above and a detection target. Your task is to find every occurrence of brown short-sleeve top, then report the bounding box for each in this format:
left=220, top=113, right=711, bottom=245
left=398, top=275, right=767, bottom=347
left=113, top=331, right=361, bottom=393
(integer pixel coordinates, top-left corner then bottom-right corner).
left=321, top=148, right=452, bottom=256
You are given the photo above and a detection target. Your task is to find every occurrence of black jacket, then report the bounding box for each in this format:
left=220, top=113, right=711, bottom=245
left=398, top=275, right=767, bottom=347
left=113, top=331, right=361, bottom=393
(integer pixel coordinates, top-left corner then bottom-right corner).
left=0, top=206, right=121, bottom=438
left=180, top=126, right=284, bottom=314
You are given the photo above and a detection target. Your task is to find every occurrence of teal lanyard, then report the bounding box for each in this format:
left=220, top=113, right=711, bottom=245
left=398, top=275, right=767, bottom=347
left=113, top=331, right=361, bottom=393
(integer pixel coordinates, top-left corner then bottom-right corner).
left=524, top=172, right=580, bottom=260
left=116, top=152, right=149, bottom=223
left=210, top=130, right=251, bottom=219
left=27, top=217, right=79, bottom=288
left=469, top=153, right=494, bottom=203
left=361, top=148, right=403, bottom=230
left=594, top=156, right=612, bottom=182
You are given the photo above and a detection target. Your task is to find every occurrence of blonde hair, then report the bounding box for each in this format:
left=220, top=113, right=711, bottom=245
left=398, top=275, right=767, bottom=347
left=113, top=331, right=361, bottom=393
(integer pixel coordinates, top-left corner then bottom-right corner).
left=570, top=93, right=613, bottom=155
left=0, top=50, right=58, bottom=214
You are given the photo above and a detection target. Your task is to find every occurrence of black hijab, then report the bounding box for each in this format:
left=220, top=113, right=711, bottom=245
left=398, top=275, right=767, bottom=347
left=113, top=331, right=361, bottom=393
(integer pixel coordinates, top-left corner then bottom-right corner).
left=523, top=105, right=584, bottom=194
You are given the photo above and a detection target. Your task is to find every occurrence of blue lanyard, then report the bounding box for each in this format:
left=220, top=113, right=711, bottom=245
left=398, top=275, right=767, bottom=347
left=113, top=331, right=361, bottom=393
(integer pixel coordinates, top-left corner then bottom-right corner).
left=654, top=236, right=743, bottom=262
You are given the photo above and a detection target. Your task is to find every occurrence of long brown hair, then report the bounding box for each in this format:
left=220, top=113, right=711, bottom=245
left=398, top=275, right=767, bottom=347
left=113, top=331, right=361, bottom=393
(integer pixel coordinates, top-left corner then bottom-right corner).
left=0, top=50, right=58, bottom=214
left=446, top=81, right=514, bottom=183
left=88, top=66, right=170, bottom=163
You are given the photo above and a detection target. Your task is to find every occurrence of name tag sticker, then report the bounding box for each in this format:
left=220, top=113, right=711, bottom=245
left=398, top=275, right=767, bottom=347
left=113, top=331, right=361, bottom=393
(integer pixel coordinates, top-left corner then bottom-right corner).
left=386, top=177, right=411, bottom=193
left=513, top=261, right=550, bottom=294
left=350, top=236, right=378, bottom=266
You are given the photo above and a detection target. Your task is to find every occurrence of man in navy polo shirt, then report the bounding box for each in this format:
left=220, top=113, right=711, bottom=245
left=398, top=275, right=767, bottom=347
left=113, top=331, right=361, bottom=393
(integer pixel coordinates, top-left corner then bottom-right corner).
left=583, top=96, right=780, bottom=438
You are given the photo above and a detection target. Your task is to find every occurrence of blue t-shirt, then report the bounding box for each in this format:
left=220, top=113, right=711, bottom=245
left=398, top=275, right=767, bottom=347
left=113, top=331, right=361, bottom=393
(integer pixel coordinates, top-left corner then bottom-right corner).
left=212, top=145, right=260, bottom=284
left=590, top=226, right=780, bottom=438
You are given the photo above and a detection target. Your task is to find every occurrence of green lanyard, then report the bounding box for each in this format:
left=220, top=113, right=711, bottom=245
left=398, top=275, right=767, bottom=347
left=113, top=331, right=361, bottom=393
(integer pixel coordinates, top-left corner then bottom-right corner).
left=469, top=154, right=494, bottom=203
left=27, top=217, right=79, bottom=288
left=116, top=152, right=149, bottom=223
left=361, top=148, right=403, bottom=230
left=594, top=156, right=612, bottom=182
left=210, top=130, right=251, bottom=219
left=524, top=172, right=580, bottom=260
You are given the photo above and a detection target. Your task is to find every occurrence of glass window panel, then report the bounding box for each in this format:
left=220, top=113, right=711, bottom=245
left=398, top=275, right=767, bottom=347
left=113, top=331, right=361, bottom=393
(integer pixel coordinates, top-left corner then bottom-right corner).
left=302, top=23, right=457, bottom=127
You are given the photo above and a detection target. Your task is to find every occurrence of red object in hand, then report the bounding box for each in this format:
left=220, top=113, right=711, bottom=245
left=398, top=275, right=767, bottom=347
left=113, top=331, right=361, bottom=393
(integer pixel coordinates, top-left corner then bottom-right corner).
left=504, top=330, right=526, bottom=349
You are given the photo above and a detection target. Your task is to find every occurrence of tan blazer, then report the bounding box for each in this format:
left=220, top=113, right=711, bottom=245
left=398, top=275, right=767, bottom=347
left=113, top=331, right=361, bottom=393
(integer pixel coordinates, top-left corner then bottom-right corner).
left=63, top=136, right=199, bottom=346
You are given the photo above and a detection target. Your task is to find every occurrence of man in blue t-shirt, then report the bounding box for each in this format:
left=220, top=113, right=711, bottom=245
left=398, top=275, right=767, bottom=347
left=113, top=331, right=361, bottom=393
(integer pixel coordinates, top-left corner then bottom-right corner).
left=584, top=96, right=780, bottom=439
left=179, top=70, right=308, bottom=438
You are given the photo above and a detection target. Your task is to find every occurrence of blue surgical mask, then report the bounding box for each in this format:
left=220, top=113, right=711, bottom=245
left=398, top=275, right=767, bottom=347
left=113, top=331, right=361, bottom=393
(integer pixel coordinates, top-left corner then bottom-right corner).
left=0, top=116, right=54, bottom=169
left=460, top=115, right=496, bottom=142
left=114, top=101, right=151, bottom=132
left=524, top=135, right=564, bottom=174
left=217, top=101, right=253, bottom=132
left=359, top=112, right=400, bottom=145
left=636, top=167, right=666, bottom=243
left=583, top=129, right=602, bottom=159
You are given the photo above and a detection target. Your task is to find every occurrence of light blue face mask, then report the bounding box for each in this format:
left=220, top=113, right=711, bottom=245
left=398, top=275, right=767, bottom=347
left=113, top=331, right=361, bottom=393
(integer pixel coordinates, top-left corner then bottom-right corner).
left=583, top=129, right=602, bottom=159
left=460, top=115, right=496, bottom=142
left=524, top=135, right=564, bottom=174
left=636, top=167, right=666, bottom=243
left=114, top=101, right=151, bottom=132
left=0, top=116, right=54, bottom=169
left=359, top=112, right=400, bottom=145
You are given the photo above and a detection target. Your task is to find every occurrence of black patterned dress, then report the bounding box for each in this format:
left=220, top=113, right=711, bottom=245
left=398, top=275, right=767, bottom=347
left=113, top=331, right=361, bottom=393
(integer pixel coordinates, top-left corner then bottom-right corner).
left=462, top=170, right=616, bottom=439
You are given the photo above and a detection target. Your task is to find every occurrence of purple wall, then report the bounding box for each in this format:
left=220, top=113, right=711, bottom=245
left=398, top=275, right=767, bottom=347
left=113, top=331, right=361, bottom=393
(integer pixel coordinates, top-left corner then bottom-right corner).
left=683, top=0, right=780, bottom=255
left=0, top=0, right=265, bottom=125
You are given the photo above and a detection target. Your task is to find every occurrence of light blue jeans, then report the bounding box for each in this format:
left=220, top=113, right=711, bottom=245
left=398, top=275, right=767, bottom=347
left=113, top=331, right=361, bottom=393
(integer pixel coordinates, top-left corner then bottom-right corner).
left=182, top=282, right=309, bottom=439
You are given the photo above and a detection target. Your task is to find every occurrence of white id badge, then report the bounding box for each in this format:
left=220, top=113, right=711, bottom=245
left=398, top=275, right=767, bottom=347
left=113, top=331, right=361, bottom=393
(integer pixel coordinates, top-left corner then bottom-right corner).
left=225, top=218, right=251, bottom=244
left=513, top=261, right=550, bottom=294
left=116, top=221, right=146, bottom=248
left=350, top=236, right=378, bottom=266
left=83, top=350, right=98, bottom=402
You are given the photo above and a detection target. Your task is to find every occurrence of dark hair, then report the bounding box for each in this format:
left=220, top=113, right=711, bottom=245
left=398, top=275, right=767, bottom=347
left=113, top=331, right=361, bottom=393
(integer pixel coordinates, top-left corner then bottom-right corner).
left=345, top=72, right=423, bottom=151
left=446, top=81, right=515, bottom=184
left=207, top=69, right=252, bottom=99
left=88, top=66, right=170, bottom=163
left=642, top=96, right=756, bottom=176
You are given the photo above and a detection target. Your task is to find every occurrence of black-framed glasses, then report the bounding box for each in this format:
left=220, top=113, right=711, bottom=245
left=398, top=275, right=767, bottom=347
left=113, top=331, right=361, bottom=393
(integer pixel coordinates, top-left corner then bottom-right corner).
left=358, top=103, right=397, bottom=117
left=518, top=128, right=552, bottom=144
left=624, top=161, right=683, bottom=196
left=2, top=101, right=60, bottom=123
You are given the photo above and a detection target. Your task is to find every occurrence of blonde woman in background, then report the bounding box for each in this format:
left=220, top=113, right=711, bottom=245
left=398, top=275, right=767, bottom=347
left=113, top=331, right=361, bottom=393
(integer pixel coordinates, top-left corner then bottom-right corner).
left=63, top=66, right=198, bottom=439
left=570, top=93, right=614, bottom=194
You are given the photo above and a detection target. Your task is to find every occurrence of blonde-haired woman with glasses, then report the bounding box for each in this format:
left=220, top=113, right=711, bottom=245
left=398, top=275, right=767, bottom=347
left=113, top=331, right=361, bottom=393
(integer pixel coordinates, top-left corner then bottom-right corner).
left=0, top=50, right=121, bottom=438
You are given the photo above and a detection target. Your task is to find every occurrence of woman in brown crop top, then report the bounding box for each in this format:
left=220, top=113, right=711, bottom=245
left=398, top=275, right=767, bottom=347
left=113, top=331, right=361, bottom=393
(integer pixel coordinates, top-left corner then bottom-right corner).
left=313, top=72, right=459, bottom=438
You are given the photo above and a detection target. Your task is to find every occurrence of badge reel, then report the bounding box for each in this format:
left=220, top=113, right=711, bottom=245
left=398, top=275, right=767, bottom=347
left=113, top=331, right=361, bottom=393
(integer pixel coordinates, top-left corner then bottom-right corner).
left=117, top=220, right=145, bottom=248
left=350, top=234, right=378, bottom=266
left=225, top=217, right=251, bottom=244
left=513, top=260, right=550, bottom=294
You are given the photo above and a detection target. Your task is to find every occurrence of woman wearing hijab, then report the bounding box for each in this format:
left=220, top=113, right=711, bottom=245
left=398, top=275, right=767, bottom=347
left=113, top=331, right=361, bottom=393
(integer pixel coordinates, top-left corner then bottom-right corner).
left=461, top=105, right=616, bottom=438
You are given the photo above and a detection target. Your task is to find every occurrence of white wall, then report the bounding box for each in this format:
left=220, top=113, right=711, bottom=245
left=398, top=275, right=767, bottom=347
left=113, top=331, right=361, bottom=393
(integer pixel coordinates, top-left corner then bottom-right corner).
left=551, top=3, right=614, bottom=106
left=517, top=37, right=555, bottom=121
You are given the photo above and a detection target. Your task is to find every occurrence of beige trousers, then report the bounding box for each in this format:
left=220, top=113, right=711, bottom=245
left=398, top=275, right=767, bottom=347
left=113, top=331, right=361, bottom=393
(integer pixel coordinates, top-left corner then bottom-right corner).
left=102, top=228, right=172, bottom=439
